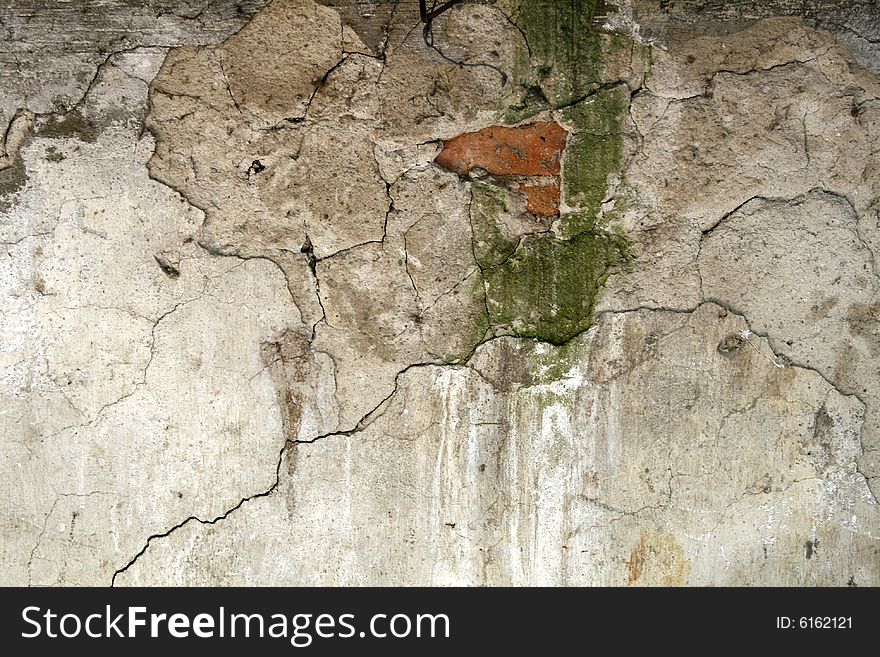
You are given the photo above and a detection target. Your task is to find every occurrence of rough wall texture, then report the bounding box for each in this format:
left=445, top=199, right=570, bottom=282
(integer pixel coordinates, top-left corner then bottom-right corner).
left=1, top=0, right=878, bottom=586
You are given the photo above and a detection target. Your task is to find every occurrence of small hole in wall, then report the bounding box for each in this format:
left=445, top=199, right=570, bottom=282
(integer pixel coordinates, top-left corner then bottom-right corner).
left=717, top=333, right=744, bottom=356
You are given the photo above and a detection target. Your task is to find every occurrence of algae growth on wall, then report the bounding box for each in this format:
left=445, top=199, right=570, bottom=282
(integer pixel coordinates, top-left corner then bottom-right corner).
left=434, top=0, right=638, bottom=345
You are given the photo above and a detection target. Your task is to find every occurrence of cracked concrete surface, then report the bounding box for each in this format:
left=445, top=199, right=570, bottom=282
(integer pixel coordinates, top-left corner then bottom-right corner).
left=2, top=0, right=879, bottom=586
left=118, top=303, right=880, bottom=585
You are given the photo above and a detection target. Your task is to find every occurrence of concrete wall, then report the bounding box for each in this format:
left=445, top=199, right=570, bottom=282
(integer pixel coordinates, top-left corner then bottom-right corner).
left=2, top=0, right=878, bottom=586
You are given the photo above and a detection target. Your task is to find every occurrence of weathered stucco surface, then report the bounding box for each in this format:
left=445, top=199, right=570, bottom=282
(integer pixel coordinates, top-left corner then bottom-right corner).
left=1, top=0, right=879, bottom=586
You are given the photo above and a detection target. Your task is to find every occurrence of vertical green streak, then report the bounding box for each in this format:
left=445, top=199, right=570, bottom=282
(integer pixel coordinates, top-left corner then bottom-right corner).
left=483, top=230, right=625, bottom=345
left=502, top=0, right=633, bottom=115
left=559, top=85, right=629, bottom=234
left=510, top=0, right=602, bottom=107
left=462, top=0, right=640, bottom=349
left=470, top=187, right=628, bottom=345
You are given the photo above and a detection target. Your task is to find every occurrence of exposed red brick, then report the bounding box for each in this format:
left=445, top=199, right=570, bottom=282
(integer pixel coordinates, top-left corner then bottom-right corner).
left=435, top=122, right=568, bottom=177
left=519, top=181, right=561, bottom=217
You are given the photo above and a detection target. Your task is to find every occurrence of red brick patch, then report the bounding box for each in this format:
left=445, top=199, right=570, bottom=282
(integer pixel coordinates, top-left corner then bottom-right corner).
left=519, top=181, right=561, bottom=218
left=435, top=122, right=567, bottom=177
left=435, top=121, right=568, bottom=217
